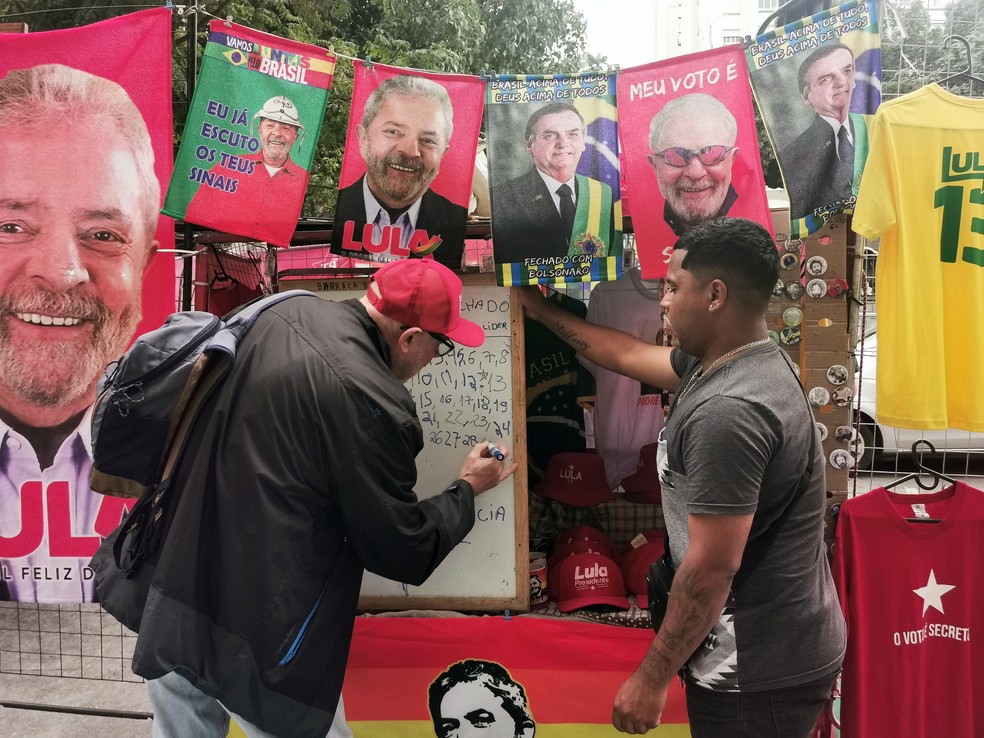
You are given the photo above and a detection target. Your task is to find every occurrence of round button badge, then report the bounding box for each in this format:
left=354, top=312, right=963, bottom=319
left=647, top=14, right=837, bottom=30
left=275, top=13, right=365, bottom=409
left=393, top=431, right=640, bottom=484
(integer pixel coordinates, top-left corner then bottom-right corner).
left=816, top=422, right=829, bottom=441
left=827, top=278, right=849, bottom=298
left=780, top=326, right=802, bottom=346
left=805, top=256, right=828, bottom=277
left=831, top=386, right=854, bottom=407
left=768, top=330, right=781, bottom=345
left=784, top=238, right=803, bottom=254
left=827, top=364, right=849, bottom=385
left=808, top=386, right=830, bottom=407
left=829, top=449, right=854, bottom=470
left=783, top=306, right=803, bottom=327
left=806, top=278, right=827, bottom=299
left=785, top=281, right=805, bottom=301
left=834, top=425, right=856, bottom=443
left=780, top=253, right=799, bottom=270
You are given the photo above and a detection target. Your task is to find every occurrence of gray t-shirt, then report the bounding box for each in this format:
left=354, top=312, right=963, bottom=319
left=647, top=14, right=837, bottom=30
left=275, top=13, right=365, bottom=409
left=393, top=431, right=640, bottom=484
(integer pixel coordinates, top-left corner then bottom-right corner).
left=658, top=343, right=846, bottom=692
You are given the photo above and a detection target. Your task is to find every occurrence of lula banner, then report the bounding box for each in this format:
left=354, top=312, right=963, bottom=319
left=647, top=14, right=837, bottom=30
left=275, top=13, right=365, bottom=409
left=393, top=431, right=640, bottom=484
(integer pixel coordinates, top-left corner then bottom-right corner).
left=617, top=46, right=772, bottom=280
left=487, top=72, right=622, bottom=287
left=0, top=8, right=174, bottom=602
left=747, top=0, right=881, bottom=238
left=163, top=21, right=336, bottom=247
left=329, top=62, right=484, bottom=272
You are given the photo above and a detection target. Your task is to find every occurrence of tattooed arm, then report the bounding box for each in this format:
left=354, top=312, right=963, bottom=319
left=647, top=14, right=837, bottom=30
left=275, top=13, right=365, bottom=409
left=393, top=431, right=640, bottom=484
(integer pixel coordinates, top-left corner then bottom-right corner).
left=612, top=513, right=753, bottom=734
left=516, top=286, right=679, bottom=392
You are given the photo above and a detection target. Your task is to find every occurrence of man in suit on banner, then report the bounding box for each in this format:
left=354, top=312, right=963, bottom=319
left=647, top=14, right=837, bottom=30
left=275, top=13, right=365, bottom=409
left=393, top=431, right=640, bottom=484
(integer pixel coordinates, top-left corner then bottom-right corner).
left=331, top=75, right=467, bottom=270
left=492, top=102, right=616, bottom=264
left=647, top=93, right=740, bottom=237
left=782, top=43, right=867, bottom=220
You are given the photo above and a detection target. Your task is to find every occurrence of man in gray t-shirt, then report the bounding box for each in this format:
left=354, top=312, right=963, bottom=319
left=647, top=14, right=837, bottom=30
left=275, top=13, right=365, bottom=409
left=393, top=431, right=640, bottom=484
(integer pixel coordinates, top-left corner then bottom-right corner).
left=519, top=217, right=845, bottom=737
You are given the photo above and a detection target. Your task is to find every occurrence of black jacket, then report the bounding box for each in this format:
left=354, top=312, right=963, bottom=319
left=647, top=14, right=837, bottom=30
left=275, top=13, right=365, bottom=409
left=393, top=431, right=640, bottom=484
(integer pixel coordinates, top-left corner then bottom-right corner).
left=126, top=297, right=475, bottom=737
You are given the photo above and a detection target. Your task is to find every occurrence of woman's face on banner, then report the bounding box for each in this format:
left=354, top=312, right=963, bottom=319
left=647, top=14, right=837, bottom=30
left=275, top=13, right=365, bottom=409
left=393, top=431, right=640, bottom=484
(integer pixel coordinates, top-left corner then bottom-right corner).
left=357, top=92, right=450, bottom=210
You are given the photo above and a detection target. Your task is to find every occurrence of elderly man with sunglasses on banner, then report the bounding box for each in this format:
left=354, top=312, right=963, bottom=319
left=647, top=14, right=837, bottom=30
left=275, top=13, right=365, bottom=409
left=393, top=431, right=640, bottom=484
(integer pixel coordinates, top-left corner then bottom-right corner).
left=648, top=93, right=739, bottom=237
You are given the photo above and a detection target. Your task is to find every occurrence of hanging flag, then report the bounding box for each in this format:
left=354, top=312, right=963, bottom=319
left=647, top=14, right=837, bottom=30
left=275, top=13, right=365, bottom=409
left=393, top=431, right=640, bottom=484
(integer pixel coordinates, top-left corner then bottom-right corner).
left=618, top=47, right=773, bottom=280
left=340, top=616, right=690, bottom=737
left=0, top=8, right=173, bottom=603
left=487, top=72, right=622, bottom=286
left=747, top=0, right=881, bottom=238
left=329, top=62, right=483, bottom=271
left=163, top=21, right=336, bottom=247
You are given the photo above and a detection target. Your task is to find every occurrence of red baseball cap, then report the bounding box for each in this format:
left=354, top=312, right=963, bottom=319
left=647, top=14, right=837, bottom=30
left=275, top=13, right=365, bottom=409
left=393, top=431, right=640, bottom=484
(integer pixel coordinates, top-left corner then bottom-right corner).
left=554, top=525, right=617, bottom=560
left=548, top=539, right=610, bottom=575
left=619, top=539, right=666, bottom=610
left=621, top=442, right=662, bottom=505
left=555, top=552, right=629, bottom=613
left=533, top=452, right=614, bottom=507
left=367, top=259, right=485, bottom=347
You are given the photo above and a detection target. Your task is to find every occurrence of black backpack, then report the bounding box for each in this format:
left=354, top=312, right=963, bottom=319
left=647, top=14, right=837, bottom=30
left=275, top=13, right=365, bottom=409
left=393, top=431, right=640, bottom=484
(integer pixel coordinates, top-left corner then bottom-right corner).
left=90, top=289, right=314, bottom=498
left=88, top=290, right=316, bottom=622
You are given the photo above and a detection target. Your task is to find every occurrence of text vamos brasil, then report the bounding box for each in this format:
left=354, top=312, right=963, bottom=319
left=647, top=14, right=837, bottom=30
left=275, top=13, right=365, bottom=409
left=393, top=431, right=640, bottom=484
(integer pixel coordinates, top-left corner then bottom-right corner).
left=225, top=36, right=312, bottom=83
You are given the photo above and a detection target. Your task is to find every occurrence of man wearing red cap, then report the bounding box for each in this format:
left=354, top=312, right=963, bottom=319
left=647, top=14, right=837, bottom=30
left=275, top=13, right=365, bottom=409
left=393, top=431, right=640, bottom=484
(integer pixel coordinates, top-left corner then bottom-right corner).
left=111, top=258, right=515, bottom=738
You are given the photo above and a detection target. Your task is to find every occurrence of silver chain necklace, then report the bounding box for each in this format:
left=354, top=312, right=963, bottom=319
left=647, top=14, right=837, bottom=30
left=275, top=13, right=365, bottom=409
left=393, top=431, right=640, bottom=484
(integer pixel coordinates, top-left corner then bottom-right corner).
left=675, top=337, right=773, bottom=403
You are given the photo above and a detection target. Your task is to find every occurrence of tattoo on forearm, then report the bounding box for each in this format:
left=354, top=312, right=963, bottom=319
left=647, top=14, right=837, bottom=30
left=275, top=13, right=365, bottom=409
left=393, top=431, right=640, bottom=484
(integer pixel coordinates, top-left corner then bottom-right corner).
left=640, top=565, right=734, bottom=686
left=552, top=321, right=590, bottom=353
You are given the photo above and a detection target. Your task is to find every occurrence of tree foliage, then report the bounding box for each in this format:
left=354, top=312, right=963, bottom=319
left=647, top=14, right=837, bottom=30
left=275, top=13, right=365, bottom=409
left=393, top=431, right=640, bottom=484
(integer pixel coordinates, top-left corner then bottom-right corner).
left=0, top=0, right=591, bottom=217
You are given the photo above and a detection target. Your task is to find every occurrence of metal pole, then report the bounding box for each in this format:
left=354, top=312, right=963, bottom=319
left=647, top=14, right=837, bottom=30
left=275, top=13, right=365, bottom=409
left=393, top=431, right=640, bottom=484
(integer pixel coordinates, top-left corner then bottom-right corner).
left=181, top=5, right=199, bottom=311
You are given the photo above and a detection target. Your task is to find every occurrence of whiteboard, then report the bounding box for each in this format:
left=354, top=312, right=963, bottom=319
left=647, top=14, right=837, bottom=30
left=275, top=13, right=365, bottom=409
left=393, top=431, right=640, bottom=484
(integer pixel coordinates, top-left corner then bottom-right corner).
left=285, top=274, right=528, bottom=611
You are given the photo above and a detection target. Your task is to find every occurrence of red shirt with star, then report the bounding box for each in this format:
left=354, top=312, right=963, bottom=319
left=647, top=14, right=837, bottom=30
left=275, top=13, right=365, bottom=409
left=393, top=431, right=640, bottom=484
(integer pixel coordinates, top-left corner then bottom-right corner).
left=833, top=482, right=984, bottom=737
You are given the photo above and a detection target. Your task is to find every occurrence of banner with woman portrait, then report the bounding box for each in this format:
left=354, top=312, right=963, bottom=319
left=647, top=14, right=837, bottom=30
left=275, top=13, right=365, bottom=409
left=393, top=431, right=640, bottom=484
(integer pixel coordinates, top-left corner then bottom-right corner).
left=329, top=62, right=484, bottom=271
left=617, top=47, right=773, bottom=280
left=163, top=21, right=336, bottom=247
left=747, top=0, right=881, bottom=238
left=487, top=72, right=622, bottom=286
left=0, top=8, right=174, bottom=603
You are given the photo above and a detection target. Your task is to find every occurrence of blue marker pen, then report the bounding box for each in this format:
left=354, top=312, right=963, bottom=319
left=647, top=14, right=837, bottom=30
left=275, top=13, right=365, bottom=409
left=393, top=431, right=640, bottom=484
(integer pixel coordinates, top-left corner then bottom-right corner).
left=487, top=442, right=505, bottom=461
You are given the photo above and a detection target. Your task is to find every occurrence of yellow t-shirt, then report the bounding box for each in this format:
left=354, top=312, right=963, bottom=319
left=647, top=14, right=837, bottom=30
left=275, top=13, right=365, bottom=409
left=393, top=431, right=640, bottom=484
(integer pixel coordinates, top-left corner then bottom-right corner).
left=853, top=84, right=984, bottom=431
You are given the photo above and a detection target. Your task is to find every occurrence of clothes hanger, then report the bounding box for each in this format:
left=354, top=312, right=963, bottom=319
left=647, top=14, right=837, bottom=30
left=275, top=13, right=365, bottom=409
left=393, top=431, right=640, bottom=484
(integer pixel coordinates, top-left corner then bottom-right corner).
left=935, top=35, right=984, bottom=87
left=884, top=440, right=957, bottom=523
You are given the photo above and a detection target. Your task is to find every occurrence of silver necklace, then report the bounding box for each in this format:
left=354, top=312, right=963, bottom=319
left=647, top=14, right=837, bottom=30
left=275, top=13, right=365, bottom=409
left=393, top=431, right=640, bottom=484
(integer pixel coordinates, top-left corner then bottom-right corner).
left=675, top=337, right=772, bottom=403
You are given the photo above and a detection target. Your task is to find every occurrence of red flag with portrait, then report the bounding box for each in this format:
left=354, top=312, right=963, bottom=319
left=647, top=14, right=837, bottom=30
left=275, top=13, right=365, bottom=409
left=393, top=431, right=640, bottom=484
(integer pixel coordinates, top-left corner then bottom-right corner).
left=329, top=62, right=484, bottom=271
left=340, top=616, right=690, bottom=736
left=617, top=47, right=773, bottom=279
left=0, top=9, right=173, bottom=602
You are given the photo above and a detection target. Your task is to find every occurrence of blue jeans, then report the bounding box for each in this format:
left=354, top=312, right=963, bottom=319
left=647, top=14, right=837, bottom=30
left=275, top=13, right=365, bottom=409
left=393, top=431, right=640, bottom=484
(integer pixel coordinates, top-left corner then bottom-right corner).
left=684, top=672, right=837, bottom=738
left=148, top=671, right=352, bottom=738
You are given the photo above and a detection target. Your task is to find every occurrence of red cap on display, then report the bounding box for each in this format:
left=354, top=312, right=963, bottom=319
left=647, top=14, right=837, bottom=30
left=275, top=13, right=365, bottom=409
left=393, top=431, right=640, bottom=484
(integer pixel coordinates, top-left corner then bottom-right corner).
left=555, top=552, right=629, bottom=612
left=534, top=453, right=614, bottom=507
left=554, top=525, right=617, bottom=560
left=367, top=259, right=485, bottom=347
left=619, top=539, right=666, bottom=610
left=620, top=442, right=662, bottom=504
left=548, top=539, right=608, bottom=574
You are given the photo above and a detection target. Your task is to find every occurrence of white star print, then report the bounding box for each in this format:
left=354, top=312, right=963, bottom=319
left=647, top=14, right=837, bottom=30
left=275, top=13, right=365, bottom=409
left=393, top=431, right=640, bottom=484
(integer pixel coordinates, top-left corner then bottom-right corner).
left=913, top=569, right=956, bottom=617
